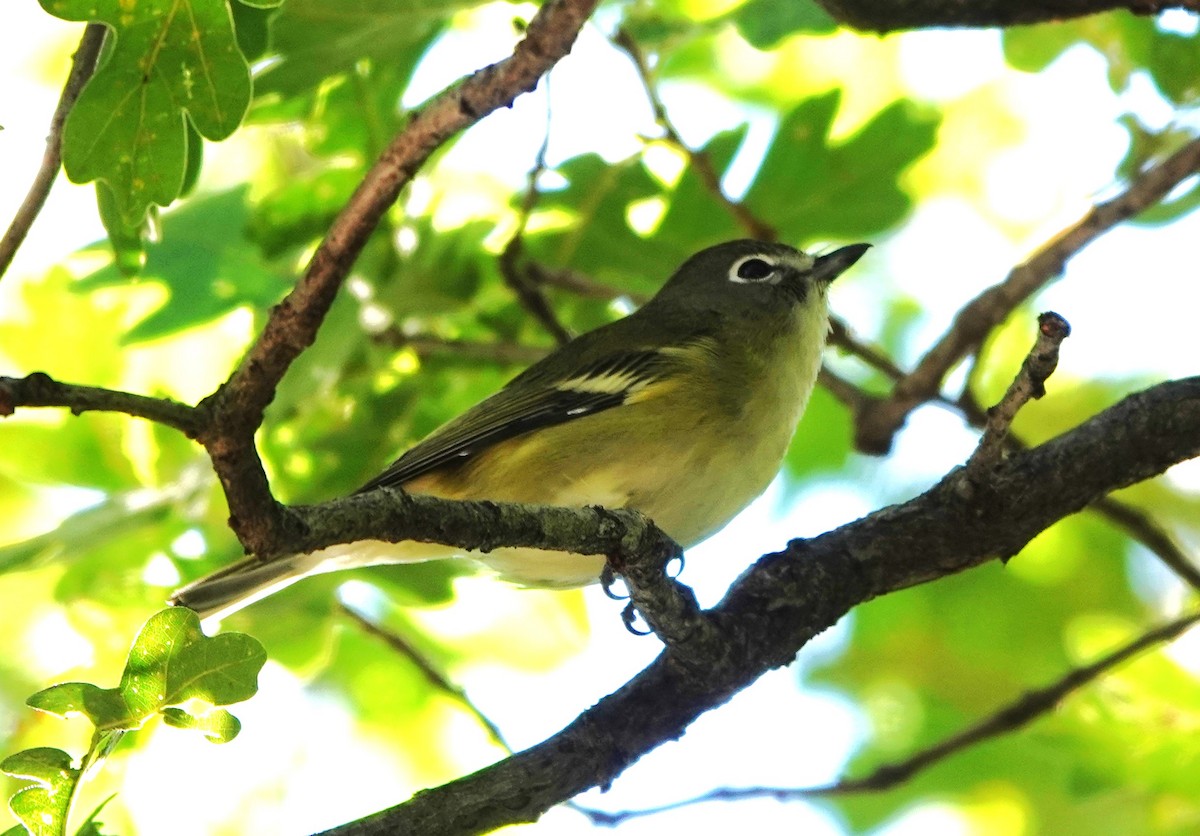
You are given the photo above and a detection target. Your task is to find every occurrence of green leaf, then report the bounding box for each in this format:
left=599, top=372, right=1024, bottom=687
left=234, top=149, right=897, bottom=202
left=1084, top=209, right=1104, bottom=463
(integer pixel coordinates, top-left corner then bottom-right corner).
left=27, top=609, right=265, bottom=741
left=160, top=706, right=242, bottom=743
left=1, top=747, right=79, bottom=836
left=41, top=0, right=253, bottom=223
left=230, top=0, right=276, bottom=62
left=746, top=92, right=938, bottom=242
left=96, top=182, right=149, bottom=275
left=731, top=0, right=838, bottom=49
left=28, top=682, right=130, bottom=728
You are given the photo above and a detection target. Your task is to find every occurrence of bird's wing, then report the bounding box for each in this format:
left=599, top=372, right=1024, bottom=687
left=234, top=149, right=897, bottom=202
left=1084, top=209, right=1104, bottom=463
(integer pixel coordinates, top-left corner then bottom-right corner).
left=357, top=346, right=694, bottom=492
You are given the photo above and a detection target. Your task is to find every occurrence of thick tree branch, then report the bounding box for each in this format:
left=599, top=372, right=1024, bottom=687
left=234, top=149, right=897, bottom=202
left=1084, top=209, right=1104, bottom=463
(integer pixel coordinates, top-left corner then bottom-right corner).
left=957, top=389, right=1200, bottom=591
left=581, top=607, right=1200, bottom=825
left=0, top=23, right=106, bottom=281
left=855, top=134, right=1200, bottom=454
left=815, top=0, right=1200, bottom=34
left=312, top=375, right=1200, bottom=836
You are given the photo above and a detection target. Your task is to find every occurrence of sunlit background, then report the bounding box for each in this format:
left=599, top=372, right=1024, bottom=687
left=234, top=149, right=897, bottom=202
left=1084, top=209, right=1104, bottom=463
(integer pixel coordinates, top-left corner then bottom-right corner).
left=3, top=1, right=1199, bottom=834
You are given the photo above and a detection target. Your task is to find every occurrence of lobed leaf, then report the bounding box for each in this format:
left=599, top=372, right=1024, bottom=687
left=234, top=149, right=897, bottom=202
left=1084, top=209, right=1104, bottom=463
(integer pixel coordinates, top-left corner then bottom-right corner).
left=40, top=0, right=254, bottom=222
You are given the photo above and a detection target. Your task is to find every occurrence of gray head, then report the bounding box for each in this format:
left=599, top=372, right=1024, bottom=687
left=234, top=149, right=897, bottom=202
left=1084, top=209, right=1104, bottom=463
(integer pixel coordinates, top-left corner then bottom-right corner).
left=648, top=239, right=869, bottom=317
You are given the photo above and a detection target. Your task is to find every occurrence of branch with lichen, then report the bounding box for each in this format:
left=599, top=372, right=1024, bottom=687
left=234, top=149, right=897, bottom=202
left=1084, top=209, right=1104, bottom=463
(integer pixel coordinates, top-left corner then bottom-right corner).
left=575, top=606, right=1200, bottom=826
left=312, top=369, right=1200, bottom=835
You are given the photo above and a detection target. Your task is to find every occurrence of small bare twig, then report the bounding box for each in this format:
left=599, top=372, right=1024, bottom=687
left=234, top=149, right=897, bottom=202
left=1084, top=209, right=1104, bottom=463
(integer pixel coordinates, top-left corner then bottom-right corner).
left=611, top=28, right=777, bottom=242
left=0, top=23, right=107, bottom=280
left=499, top=98, right=575, bottom=346
left=966, top=311, right=1071, bottom=478
left=338, top=603, right=513, bottom=753
left=577, top=607, right=1200, bottom=826
left=856, top=135, right=1200, bottom=454
left=816, top=367, right=873, bottom=411
left=826, top=317, right=907, bottom=381
left=1093, top=495, right=1200, bottom=590
left=499, top=243, right=574, bottom=345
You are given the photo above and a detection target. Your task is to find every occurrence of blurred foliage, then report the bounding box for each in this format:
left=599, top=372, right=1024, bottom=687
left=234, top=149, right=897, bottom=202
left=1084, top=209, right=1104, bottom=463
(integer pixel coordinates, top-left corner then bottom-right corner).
left=2, top=0, right=1199, bottom=834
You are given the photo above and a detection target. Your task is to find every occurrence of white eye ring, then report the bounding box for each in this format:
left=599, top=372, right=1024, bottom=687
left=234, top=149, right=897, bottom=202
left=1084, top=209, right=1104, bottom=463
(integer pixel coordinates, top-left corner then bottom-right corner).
left=728, top=254, right=780, bottom=284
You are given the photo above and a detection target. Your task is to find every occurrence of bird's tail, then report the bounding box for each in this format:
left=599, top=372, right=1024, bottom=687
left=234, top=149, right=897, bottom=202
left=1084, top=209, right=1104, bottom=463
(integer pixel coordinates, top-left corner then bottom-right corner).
left=170, top=540, right=445, bottom=621
left=170, top=554, right=309, bottom=622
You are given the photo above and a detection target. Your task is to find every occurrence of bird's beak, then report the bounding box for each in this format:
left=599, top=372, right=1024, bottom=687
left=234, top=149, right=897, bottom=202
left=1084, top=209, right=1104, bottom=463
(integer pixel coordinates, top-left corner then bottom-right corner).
left=811, top=243, right=871, bottom=284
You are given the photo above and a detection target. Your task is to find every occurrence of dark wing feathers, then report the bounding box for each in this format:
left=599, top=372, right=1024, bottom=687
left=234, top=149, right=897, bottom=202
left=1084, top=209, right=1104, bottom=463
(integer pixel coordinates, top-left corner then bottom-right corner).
left=357, top=349, right=679, bottom=492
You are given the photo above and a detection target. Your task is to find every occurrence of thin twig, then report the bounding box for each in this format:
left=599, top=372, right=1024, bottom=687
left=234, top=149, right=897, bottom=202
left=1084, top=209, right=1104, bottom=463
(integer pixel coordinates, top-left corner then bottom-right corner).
left=611, top=28, right=777, bottom=242
left=577, top=607, right=1200, bottom=826
left=814, top=0, right=1200, bottom=34
left=0, top=371, right=201, bottom=436
left=827, top=317, right=907, bottom=380
left=338, top=603, right=513, bottom=753
left=1092, top=495, right=1200, bottom=590
left=965, top=311, right=1071, bottom=479
left=499, top=93, right=574, bottom=346
left=855, top=135, right=1200, bottom=454
left=0, top=23, right=107, bottom=280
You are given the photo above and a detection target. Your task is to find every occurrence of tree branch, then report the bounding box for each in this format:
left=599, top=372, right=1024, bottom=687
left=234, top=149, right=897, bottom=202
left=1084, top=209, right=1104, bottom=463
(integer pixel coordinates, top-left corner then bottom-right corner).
left=1092, top=494, right=1200, bottom=589
left=580, top=607, right=1200, bottom=825
left=0, top=23, right=106, bottom=280
left=0, top=371, right=201, bottom=436
left=814, top=0, right=1200, bottom=34
left=190, top=0, right=599, bottom=555
left=955, top=387, right=1200, bottom=590
left=855, top=134, right=1200, bottom=454
left=499, top=104, right=575, bottom=346
left=965, top=311, right=1070, bottom=478
left=311, top=375, right=1200, bottom=836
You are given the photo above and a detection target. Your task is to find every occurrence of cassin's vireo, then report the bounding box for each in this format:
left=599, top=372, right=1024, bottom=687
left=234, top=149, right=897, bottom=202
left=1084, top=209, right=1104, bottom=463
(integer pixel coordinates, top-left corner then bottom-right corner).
left=173, top=239, right=869, bottom=618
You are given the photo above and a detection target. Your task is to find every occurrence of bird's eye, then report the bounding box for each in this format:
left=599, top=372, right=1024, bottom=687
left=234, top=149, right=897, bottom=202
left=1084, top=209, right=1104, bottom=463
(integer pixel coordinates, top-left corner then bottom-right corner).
left=730, top=256, right=777, bottom=283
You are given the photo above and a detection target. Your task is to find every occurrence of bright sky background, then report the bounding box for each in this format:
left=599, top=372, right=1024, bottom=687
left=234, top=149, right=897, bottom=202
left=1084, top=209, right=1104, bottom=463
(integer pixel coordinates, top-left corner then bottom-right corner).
left=2, top=3, right=1199, bottom=835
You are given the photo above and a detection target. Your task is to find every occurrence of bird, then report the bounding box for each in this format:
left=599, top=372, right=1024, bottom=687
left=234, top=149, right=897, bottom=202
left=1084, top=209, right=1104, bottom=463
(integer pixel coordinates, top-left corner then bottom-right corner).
left=172, top=239, right=869, bottom=619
